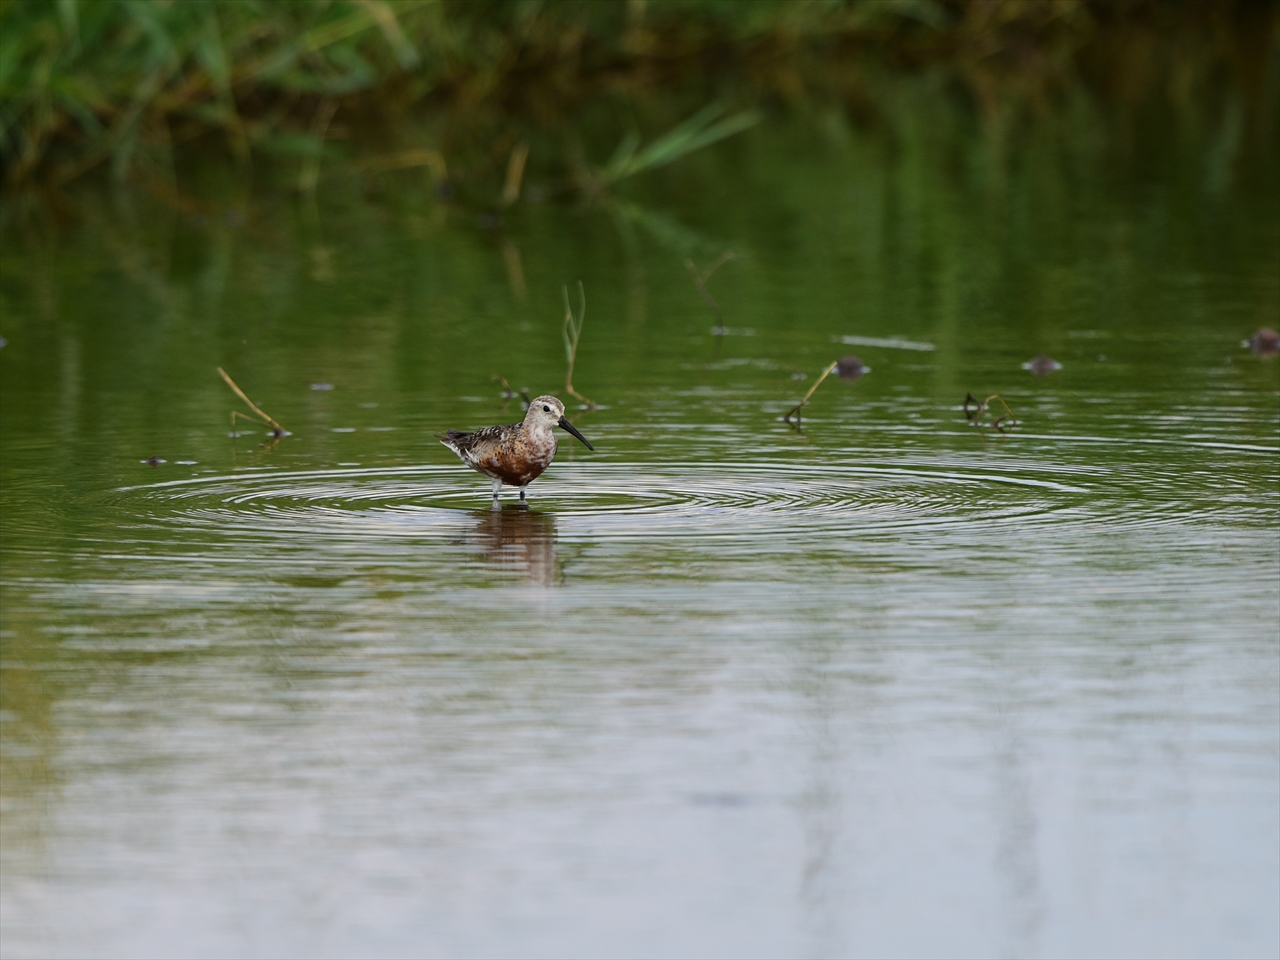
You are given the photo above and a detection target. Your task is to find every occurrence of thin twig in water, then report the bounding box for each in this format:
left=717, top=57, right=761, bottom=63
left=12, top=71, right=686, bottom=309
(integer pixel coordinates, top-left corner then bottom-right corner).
left=561, top=281, right=596, bottom=409
left=783, top=360, right=839, bottom=424
left=218, top=367, right=287, bottom=437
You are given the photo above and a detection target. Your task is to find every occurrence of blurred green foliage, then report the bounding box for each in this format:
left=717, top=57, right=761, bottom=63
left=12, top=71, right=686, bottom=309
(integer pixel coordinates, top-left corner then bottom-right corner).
left=0, top=0, right=1273, bottom=191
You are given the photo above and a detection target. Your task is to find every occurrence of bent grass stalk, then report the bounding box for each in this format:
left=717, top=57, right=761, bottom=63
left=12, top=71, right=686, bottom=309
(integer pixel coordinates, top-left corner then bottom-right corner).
left=963, top=392, right=1017, bottom=432
left=217, top=367, right=287, bottom=437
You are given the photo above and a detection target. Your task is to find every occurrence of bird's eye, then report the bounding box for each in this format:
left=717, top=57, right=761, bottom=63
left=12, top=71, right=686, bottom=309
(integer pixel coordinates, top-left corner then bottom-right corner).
left=542, top=404, right=551, bottom=412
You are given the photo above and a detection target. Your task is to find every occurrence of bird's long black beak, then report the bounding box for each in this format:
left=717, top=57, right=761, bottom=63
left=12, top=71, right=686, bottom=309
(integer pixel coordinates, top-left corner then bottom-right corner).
left=557, top=416, right=594, bottom=451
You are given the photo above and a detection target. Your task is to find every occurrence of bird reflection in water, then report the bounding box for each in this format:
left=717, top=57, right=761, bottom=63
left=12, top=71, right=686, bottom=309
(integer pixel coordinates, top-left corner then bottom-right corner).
left=461, top=505, right=560, bottom=585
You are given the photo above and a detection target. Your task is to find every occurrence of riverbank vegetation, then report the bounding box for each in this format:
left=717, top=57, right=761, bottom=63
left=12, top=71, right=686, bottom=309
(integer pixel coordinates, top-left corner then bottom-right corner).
left=2, top=0, right=1274, bottom=200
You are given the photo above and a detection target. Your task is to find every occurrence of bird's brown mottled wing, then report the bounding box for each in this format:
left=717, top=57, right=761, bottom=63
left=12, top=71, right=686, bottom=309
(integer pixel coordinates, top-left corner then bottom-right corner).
left=441, top=424, right=548, bottom=486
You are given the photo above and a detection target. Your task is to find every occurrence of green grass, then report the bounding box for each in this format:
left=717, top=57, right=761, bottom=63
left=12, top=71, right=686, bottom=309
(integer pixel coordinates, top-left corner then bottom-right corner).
left=0, top=0, right=1270, bottom=192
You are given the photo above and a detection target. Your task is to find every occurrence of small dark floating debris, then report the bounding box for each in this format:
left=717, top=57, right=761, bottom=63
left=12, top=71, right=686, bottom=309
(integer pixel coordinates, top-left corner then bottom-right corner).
left=1022, top=353, right=1062, bottom=375
left=1244, top=327, right=1280, bottom=356
left=836, top=355, right=869, bottom=380
left=142, top=456, right=166, bottom=467
left=310, top=382, right=334, bottom=391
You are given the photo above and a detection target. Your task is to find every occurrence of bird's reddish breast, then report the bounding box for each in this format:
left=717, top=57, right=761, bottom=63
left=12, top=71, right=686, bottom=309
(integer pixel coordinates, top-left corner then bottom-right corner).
left=473, top=432, right=556, bottom=486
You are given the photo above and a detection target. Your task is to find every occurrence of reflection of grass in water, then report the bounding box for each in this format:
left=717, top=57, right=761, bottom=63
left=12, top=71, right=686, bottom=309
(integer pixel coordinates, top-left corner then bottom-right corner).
left=607, top=198, right=729, bottom=260
left=685, top=251, right=735, bottom=325
left=2, top=0, right=1268, bottom=190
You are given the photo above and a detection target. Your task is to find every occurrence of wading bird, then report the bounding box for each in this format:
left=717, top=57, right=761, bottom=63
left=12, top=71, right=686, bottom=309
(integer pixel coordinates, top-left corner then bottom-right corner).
left=437, top=395, right=594, bottom=500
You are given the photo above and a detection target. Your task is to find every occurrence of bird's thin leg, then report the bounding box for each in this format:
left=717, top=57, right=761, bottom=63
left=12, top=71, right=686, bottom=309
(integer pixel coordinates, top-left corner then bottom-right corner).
left=519, top=485, right=528, bottom=501
left=492, top=478, right=503, bottom=499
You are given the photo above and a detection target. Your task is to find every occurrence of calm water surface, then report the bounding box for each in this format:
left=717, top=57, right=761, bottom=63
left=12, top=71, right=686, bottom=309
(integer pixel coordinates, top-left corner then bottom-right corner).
left=2, top=101, right=1278, bottom=958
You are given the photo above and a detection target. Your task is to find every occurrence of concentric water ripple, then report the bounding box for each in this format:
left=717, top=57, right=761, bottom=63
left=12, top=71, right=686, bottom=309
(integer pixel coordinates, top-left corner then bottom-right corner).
left=104, top=459, right=1115, bottom=549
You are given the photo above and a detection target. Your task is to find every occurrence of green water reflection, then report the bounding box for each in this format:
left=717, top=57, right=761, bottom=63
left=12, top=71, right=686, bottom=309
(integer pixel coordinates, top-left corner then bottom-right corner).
left=2, top=91, right=1278, bottom=958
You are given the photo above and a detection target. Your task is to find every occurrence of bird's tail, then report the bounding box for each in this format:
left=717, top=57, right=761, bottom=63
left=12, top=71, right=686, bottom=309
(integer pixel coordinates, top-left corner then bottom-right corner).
left=435, top=432, right=465, bottom=458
